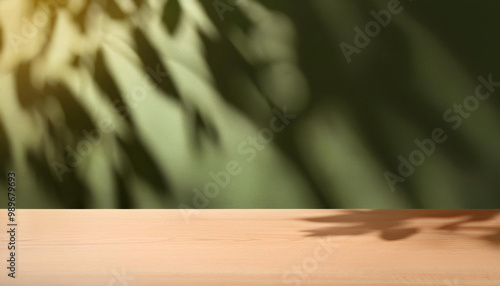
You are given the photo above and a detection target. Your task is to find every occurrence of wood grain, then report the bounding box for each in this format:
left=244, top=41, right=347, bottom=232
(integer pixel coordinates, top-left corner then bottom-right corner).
left=1, top=210, right=499, bottom=285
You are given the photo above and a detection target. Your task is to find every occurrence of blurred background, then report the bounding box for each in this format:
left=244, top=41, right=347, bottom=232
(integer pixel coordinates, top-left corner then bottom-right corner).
left=0, top=0, right=499, bottom=208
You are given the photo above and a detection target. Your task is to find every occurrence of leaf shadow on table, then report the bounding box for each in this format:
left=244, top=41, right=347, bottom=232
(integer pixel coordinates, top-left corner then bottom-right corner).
left=299, top=210, right=500, bottom=246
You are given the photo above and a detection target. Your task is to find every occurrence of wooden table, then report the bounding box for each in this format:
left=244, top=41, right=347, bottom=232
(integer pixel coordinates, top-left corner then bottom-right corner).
left=1, top=210, right=499, bottom=285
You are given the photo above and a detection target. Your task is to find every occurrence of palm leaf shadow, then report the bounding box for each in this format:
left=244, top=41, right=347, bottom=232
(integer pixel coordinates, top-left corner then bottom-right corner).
left=93, top=49, right=134, bottom=126
left=162, top=0, right=183, bottom=35
left=26, top=149, right=92, bottom=208
left=132, top=27, right=181, bottom=101
left=116, top=132, right=171, bottom=198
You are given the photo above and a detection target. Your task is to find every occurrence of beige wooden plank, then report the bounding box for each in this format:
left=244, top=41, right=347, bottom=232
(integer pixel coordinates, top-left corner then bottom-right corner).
left=1, top=210, right=499, bottom=285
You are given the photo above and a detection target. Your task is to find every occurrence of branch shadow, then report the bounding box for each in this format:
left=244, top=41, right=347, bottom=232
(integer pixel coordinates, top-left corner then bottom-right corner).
left=300, top=209, right=500, bottom=246
left=2, top=0, right=500, bottom=209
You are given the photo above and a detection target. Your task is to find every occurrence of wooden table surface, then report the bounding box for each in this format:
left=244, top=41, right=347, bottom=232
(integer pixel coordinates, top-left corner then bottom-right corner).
left=1, top=210, right=499, bottom=285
